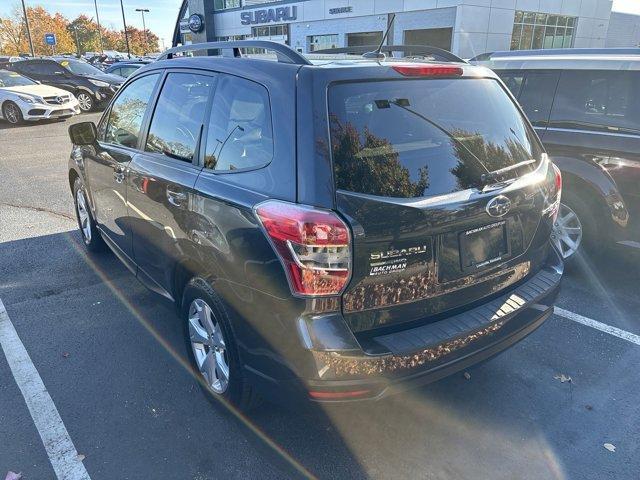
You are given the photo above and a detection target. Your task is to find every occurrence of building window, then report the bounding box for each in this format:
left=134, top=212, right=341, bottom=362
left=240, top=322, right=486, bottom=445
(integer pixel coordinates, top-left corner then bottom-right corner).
left=307, top=34, right=339, bottom=52
left=251, top=24, right=288, bottom=38
left=346, top=31, right=383, bottom=47
left=214, top=0, right=241, bottom=10
left=511, top=11, right=577, bottom=50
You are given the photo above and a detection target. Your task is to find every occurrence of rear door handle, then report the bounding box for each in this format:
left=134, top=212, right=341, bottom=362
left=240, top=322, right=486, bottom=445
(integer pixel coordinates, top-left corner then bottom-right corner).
left=167, top=188, right=187, bottom=207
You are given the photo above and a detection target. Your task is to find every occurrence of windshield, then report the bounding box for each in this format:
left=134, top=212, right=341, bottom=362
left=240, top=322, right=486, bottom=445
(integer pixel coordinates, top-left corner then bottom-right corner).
left=0, top=69, right=36, bottom=87
left=58, top=59, right=105, bottom=76
left=328, top=78, right=543, bottom=198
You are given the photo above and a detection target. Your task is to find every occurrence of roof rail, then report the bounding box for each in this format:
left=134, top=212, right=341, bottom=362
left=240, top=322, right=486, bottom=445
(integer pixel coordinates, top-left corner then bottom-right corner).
left=157, top=40, right=311, bottom=65
left=312, top=45, right=467, bottom=63
left=470, top=47, right=640, bottom=61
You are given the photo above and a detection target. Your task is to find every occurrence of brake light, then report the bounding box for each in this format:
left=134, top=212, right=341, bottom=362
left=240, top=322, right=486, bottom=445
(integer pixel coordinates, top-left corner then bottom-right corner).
left=553, top=162, right=562, bottom=193
left=255, top=200, right=351, bottom=297
left=543, top=162, right=562, bottom=221
left=392, top=64, right=464, bottom=77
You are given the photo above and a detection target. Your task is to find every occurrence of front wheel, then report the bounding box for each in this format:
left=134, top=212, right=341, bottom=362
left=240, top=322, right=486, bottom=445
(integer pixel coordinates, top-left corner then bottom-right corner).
left=2, top=101, right=24, bottom=124
left=76, top=92, right=94, bottom=112
left=73, top=178, right=105, bottom=252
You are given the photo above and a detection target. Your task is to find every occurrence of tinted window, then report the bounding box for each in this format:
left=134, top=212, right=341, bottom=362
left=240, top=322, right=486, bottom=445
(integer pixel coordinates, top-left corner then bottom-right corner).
left=329, top=78, right=543, bottom=198
left=145, top=73, right=214, bottom=162
left=498, top=72, right=524, bottom=98
left=517, top=72, right=559, bottom=126
left=204, top=75, right=273, bottom=171
left=105, top=73, right=159, bottom=148
left=24, top=61, right=66, bottom=75
left=550, top=70, right=640, bottom=133
left=120, top=66, right=140, bottom=78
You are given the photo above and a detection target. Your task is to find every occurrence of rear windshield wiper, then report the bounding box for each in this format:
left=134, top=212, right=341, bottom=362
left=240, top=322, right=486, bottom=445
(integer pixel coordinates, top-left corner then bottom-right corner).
left=386, top=100, right=493, bottom=182
left=480, top=159, right=537, bottom=185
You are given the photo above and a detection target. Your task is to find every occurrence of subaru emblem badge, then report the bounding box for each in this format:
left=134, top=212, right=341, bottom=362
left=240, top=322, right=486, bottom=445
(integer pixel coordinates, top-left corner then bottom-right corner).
left=486, top=195, right=511, bottom=217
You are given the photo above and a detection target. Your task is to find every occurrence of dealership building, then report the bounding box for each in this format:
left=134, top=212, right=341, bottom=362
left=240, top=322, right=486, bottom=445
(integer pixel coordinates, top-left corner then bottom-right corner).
left=173, top=0, right=615, bottom=58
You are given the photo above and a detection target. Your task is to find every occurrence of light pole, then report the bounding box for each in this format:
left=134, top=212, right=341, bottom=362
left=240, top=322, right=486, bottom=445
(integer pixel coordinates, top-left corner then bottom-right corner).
left=73, top=26, right=81, bottom=57
left=93, top=0, right=104, bottom=53
left=20, top=0, right=35, bottom=57
left=135, top=8, right=150, bottom=54
left=119, top=0, right=131, bottom=58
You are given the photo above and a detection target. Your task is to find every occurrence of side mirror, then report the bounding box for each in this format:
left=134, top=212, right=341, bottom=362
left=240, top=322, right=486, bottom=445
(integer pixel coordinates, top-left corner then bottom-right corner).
left=69, top=121, right=97, bottom=145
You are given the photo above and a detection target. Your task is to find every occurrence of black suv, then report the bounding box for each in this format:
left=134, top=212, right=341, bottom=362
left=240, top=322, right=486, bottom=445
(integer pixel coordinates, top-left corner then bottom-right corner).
left=67, top=41, right=562, bottom=408
left=10, top=57, right=123, bottom=112
left=472, top=48, right=640, bottom=261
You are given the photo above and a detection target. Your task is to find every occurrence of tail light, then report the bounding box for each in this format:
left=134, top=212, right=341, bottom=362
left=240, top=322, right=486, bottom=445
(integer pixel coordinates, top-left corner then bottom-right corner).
left=392, top=64, right=464, bottom=77
left=543, top=161, right=562, bottom=221
left=255, top=200, right=351, bottom=297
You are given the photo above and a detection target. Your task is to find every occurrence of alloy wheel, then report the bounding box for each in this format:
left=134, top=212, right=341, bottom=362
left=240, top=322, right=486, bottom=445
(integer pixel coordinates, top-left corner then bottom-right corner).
left=77, top=93, right=93, bottom=112
left=551, top=203, right=583, bottom=259
left=4, top=103, right=20, bottom=124
left=188, top=298, right=229, bottom=394
left=75, top=188, right=92, bottom=242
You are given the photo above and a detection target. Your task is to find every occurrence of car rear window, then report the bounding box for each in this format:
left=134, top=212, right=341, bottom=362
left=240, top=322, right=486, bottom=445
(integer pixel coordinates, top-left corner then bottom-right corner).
left=328, top=78, right=543, bottom=198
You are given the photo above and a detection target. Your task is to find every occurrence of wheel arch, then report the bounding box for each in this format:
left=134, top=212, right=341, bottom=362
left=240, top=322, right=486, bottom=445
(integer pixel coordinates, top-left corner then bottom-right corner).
left=552, top=155, right=626, bottom=228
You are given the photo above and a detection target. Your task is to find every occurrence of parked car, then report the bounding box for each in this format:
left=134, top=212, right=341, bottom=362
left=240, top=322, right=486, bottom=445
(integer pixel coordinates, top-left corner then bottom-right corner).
left=472, top=48, right=640, bottom=261
left=104, top=60, right=151, bottom=79
left=67, top=41, right=562, bottom=409
left=9, top=57, right=123, bottom=112
left=0, top=69, right=80, bottom=124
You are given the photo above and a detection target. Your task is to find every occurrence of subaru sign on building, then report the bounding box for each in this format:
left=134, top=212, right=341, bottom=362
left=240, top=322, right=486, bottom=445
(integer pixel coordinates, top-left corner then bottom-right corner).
left=173, top=0, right=615, bottom=58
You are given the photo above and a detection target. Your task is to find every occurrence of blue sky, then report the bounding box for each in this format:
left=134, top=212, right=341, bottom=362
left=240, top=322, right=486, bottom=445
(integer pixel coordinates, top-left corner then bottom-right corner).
left=1, top=0, right=639, bottom=50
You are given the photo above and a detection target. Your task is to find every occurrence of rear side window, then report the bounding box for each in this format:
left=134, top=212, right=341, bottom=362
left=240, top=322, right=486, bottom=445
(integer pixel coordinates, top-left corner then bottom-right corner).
left=328, top=78, right=543, bottom=198
left=105, top=73, right=159, bottom=148
left=550, top=70, right=640, bottom=134
left=204, top=74, right=273, bottom=171
left=517, top=72, right=559, bottom=126
left=145, top=73, right=214, bottom=162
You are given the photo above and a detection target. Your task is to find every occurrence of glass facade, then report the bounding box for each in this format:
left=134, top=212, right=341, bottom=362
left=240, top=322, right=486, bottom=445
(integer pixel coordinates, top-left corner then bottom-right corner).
left=214, top=0, right=241, bottom=10
left=511, top=11, right=577, bottom=50
left=307, top=34, right=339, bottom=52
left=251, top=25, right=288, bottom=37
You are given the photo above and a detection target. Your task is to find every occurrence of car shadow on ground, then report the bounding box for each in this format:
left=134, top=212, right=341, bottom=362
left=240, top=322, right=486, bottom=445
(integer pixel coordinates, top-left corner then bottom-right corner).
left=1, top=230, right=638, bottom=479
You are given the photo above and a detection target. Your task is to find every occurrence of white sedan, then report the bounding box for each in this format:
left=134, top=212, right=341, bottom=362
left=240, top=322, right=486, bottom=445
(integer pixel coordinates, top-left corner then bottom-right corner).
left=0, top=69, right=81, bottom=124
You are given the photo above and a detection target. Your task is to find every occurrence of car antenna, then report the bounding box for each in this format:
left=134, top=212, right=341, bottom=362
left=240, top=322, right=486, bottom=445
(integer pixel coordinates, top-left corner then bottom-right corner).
left=363, top=13, right=396, bottom=60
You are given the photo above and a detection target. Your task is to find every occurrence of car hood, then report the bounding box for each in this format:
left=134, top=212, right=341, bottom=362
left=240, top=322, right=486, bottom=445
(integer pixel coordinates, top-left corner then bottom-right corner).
left=0, top=84, right=71, bottom=97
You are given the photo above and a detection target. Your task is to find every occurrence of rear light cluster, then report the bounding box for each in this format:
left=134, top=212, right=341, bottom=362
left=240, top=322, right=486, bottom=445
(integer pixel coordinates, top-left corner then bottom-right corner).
left=544, top=162, right=562, bottom=222
left=392, top=64, right=464, bottom=77
left=255, top=201, right=351, bottom=297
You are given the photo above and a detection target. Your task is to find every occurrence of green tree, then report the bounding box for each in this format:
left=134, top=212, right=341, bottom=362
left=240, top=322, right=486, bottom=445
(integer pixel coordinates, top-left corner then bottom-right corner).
left=330, top=117, right=429, bottom=198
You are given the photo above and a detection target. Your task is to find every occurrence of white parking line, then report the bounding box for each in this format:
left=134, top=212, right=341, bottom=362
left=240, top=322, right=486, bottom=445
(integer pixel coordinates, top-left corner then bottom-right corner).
left=554, top=306, right=640, bottom=346
left=0, top=298, right=91, bottom=480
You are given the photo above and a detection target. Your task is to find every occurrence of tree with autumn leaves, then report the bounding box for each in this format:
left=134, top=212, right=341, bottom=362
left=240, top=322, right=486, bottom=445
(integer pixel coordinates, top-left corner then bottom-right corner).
left=0, top=5, right=159, bottom=56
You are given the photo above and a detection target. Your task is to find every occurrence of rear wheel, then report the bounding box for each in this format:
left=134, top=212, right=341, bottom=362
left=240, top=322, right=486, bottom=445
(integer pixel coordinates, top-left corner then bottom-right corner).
left=552, top=191, right=601, bottom=262
left=76, top=92, right=94, bottom=112
left=2, top=101, right=23, bottom=124
left=182, top=278, right=260, bottom=410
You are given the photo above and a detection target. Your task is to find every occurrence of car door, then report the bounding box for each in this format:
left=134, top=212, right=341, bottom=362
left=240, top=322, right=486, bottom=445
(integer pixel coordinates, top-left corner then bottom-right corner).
left=545, top=70, right=640, bottom=233
left=127, top=71, right=215, bottom=297
left=85, top=72, right=161, bottom=263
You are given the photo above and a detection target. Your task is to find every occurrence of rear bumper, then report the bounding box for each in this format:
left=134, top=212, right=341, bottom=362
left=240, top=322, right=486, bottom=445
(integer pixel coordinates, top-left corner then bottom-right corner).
left=299, top=245, right=563, bottom=402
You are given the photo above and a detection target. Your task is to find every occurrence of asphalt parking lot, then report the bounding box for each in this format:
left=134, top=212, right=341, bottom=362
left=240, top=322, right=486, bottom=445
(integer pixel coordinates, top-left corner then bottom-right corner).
left=1, top=115, right=639, bottom=480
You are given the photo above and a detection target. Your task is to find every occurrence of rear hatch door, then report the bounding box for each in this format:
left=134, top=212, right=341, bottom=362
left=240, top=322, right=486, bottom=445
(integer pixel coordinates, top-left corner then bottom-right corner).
left=327, top=70, right=554, bottom=333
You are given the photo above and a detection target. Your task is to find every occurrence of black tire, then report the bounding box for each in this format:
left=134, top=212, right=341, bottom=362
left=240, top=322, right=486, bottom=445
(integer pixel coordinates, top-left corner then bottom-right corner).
left=555, top=190, right=602, bottom=264
left=76, top=91, right=94, bottom=112
left=72, top=177, right=106, bottom=252
left=2, top=101, right=23, bottom=125
left=182, top=277, right=261, bottom=410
